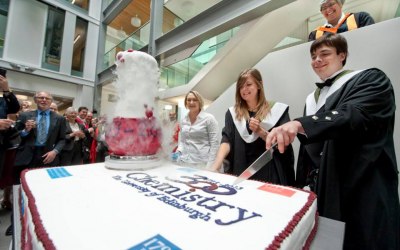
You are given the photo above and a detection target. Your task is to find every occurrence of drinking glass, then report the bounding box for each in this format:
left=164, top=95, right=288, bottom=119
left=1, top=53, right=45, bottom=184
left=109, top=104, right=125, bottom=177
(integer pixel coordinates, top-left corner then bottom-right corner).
left=27, top=115, right=37, bottom=129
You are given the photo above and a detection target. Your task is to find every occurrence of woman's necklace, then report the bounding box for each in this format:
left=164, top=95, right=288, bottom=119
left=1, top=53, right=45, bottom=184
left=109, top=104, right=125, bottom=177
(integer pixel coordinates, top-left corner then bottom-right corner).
left=248, top=107, right=258, bottom=112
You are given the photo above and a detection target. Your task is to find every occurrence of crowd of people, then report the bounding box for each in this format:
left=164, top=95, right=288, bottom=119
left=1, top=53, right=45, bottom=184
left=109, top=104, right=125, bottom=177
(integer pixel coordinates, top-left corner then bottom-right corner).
left=0, top=1, right=399, bottom=248
left=0, top=89, right=109, bottom=236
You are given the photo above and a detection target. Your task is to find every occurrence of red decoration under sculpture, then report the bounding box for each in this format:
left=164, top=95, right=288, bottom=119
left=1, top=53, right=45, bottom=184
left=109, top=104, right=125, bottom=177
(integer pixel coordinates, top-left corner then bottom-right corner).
left=106, top=108, right=161, bottom=156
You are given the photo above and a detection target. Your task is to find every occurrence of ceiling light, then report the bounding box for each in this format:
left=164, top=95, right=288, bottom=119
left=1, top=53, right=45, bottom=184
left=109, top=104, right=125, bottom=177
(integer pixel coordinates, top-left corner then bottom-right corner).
left=164, top=105, right=173, bottom=110
left=131, top=15, right=142, bottom=28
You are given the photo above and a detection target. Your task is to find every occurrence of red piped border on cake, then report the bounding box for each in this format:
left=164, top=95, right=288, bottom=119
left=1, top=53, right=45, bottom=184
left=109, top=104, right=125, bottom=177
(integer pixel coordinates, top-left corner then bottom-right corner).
left=19, top=166, right=317, bottom=250
left=303, top=212, right=319, bottom=249
left=19, top=187, right=26, bottom=249
left=20, top=168, right=57, bottom=250
left=265, top=190, right=318, bottom=250
left=220, top=172, right=320, bottom=249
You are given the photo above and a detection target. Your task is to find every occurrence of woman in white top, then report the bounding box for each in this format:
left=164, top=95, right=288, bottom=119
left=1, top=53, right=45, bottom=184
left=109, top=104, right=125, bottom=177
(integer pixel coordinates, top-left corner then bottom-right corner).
left=176, top=91, right=219, bottom=168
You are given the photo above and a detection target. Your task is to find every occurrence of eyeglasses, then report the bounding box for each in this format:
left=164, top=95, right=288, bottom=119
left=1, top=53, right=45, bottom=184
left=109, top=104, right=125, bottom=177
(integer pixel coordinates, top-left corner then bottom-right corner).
left=35, top=96, right=52, bottom=101
left=320, top=1, right=337, bottom=12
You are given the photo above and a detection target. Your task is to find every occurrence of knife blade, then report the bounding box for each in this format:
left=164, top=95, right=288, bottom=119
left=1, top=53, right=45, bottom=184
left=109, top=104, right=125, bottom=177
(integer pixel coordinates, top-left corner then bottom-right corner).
left=232, top=143, right=277, bottom=185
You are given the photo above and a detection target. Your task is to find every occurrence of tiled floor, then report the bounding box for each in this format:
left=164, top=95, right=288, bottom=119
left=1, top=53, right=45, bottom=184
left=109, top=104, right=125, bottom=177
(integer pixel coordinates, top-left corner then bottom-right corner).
left=0, top=189, right=12, bottom=250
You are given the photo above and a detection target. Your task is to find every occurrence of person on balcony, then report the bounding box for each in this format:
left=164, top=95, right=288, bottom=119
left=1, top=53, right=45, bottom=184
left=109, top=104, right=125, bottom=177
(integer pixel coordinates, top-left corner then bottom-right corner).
left=308, top=0, right=374, bottom=41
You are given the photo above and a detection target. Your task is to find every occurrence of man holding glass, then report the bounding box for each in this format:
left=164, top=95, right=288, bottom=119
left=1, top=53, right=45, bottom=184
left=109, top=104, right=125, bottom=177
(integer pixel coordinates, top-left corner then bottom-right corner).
left=13, top=91, right=66, bottom=183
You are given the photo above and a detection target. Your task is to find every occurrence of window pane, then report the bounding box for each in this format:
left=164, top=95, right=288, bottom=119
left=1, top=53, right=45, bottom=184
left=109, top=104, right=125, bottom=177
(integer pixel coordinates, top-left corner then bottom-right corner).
left=64, top=0, right=90, bottom=12
left=103, top=0, right=150, bottom=70
left=0, top=0, right=10, bottom=57
left=72, top=17, right=88, bottom=77
left=42, top=6, right=65, bottom=71
left=102, top=0, right=114, bottom=10
left=163, top=0, right=223, bottom=35
left=159, top=27, right=239, bottom=89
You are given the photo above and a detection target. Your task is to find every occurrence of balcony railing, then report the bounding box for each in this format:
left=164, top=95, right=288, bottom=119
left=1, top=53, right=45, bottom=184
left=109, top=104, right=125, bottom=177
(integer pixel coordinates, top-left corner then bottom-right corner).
left=103, top=25, right=148, bottom=70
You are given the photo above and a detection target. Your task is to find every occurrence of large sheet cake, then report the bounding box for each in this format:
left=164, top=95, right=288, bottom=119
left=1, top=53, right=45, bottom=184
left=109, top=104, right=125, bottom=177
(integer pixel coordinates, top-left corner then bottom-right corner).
left=19, top=163, right=317, bottom=250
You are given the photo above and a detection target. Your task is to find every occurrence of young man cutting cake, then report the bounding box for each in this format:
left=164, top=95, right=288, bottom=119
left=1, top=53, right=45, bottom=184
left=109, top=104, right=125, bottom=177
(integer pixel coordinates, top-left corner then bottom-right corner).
left=266, top=34, right=399, bottom=249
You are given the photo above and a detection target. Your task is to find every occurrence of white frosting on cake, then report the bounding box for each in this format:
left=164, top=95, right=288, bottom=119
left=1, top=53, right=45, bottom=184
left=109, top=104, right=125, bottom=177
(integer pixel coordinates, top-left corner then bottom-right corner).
left=20, top=163, right=317, bottom=249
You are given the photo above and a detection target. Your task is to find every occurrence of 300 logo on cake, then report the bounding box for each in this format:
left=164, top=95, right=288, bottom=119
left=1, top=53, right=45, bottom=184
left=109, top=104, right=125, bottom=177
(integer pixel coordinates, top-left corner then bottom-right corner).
left=165, top=174, right=237, bottom=195
left=112, top=171, right=262, bottom=226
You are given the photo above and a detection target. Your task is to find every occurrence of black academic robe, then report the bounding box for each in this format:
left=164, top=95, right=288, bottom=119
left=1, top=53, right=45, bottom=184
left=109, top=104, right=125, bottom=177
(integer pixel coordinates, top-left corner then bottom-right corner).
left=296, top=68, right=399, bottom=249
left=221, top=103, right=295, bottom=185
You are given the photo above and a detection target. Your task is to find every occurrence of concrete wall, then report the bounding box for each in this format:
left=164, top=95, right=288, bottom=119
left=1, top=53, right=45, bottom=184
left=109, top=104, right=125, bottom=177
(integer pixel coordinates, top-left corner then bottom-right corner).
left=1, top=0, right=100, bottom=109
left=3, top=0, right=47, bottom=66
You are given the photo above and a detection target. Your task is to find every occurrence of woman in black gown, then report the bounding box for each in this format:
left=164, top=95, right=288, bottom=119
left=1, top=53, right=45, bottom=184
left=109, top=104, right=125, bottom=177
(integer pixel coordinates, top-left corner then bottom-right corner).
left=211, top=68, right=294, bottom=185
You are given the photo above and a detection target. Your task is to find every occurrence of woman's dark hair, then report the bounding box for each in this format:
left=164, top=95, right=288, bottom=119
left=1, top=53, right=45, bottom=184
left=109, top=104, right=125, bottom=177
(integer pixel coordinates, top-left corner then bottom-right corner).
left=310, top=33, right=348, bottom=66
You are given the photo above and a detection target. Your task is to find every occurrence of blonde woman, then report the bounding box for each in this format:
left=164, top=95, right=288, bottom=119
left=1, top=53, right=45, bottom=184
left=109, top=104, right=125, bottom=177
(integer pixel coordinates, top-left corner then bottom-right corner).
left=211, top=68, right=294, bottom=185
left=175, top=91, right=219, bottom=168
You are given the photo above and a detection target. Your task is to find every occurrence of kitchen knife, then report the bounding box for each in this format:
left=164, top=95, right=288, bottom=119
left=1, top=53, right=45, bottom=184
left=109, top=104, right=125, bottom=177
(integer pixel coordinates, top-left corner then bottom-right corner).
left=232, top=143, right=277, bottom=185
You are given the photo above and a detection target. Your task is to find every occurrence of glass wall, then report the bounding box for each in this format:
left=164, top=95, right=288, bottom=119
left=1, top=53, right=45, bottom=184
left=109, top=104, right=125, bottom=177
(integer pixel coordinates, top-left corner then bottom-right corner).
left=160, top=27, right=239, bottom=89
left=103, top=26, right=148, bottom=69
left=72, top=17, right=88, bottom=77
left=102, top=0, right=114, bottom=10
left=163, top=0, right=223, bottom=34
left=64, top=0, right=90, bottom=12
left=42, top=6, right=65, bottom=72
left=162, top=7, right=182, bottom=35
left=102, top=0, right=224, bottom=71
left=103, top=0, right=151, bottom=69
left=0, top=0, right=10, bottom=57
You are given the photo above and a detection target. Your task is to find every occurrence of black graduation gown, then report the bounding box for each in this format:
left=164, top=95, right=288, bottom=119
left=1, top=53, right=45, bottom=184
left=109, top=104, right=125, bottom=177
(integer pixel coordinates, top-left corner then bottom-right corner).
left=296, top=68, right=399, bottom=249
left=221, top=103, right=295, bottom=186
